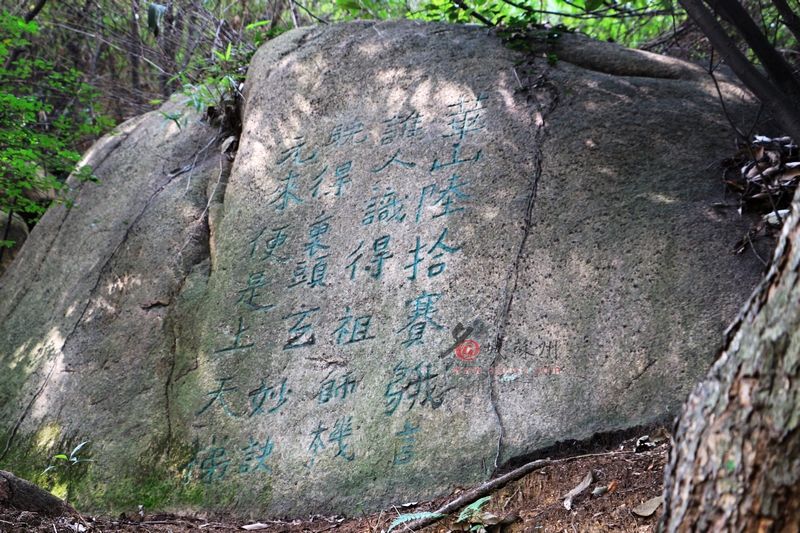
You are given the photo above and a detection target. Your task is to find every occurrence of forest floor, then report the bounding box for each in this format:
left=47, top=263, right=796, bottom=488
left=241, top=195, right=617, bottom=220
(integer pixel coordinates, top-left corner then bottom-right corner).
left=0, top=428, right=669, bottom=533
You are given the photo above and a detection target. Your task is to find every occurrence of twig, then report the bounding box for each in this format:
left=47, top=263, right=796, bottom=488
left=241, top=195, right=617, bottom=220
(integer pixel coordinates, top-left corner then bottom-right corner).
left=42, top=22, right=168, bottom=74
left=499, top=0, right=670, bottom=20
left=677, top=0, right=800, bottom=142
left=403, top=458, right=552, bottom=530
left=748, top=233, right=768, bottom=266
left=293, top=0, right=329, bottom=24
left=707, top=49, right=787, bottom=233
left=199, top=157, right=224, bottom=226
left=404, top=449, right=641, bottom=531
left=499, top=0, right=536, bottom=13
left=512, top=68, right=523, bottom=88
left=453, top=0, right=494, bottom=26
left=501, top=486, right=521, bottom=510
left=175, top=152, right=225, bottom=264
left=707, top=51, right=746, bottom=140
left=360, top=506, right=382, bottom=533
left=169, top=163, right=196, bottom=180
left=182, top=135, right=220, bottom=198
left=76, top=514, right=91, bottom=531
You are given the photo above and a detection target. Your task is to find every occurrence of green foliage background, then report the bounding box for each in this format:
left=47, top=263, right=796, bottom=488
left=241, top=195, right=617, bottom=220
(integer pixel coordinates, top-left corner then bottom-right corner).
left=0, top=10, right=113, bottom=253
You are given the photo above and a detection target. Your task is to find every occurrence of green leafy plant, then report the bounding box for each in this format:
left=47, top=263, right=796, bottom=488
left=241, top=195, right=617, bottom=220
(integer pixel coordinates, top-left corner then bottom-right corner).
left=386, top=511, right=444, bottom=533
left=457, top=497, right=492, bottom=532
left=244, top=20, right=278, bottom=48
left=0, top=10, right=113, bottom=259
left=166, top=31, right=254, bottom=137
left=159, top=111, right=188, bottom=131
left=41, top=441, right=93, bottom=503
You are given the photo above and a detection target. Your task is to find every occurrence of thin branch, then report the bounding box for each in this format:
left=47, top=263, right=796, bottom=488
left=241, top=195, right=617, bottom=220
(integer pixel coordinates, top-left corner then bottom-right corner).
left=748, top=233, right=768, bottom=265
left=44, top=21, right=168, bottom=74
left=677, top=0, right=800, bottom=141
left=708, top=50, right=747, bottom=139
left=453, top=0, right=495, bottom=26
left=181, top=134, right=219, bottom=198
left=499, top=0, right=536, bottom=13
left=703, top=0, right=800, bottom=103
left=708, top=52, right=784, bottom=227
left=403, top=459, right=553, bottom=531
left=293, top=0, right=329, bottom=24
left=211, top=19, right=225, bottom=61
left=640, top=18, right=691, bottom=50
left=771, top=0, right=800, bottom=44
left=670, top=1, right=685, bottom=50
left=544, top=8, right=668, bottom=18
left=404, top=450, right=644, bottom=531
left=559, top=0, right=588, bottom=10
left=499, top=0, right=672, bottom=20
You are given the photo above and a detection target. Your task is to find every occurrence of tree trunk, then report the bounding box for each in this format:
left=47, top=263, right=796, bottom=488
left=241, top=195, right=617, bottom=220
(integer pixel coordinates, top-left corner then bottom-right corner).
left=128, top=0, right=142, bottom=99
left=0, top=471, right=74, bottom=516
left=159, top=5, right=183, bottom=98
left=660, top=190, right=800, bottom=531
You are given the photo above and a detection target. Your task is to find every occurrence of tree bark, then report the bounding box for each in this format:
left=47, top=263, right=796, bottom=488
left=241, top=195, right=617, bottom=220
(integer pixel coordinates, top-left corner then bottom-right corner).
left=660, top=189, right=800, bottom=531
left=159, top=4, right=178, bottom=98
left=0, top=471, right=74, bottom=516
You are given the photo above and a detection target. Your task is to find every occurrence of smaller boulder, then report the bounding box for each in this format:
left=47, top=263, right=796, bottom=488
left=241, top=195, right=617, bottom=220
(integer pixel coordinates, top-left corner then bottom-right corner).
left=0, top=211, right=29, bottom=277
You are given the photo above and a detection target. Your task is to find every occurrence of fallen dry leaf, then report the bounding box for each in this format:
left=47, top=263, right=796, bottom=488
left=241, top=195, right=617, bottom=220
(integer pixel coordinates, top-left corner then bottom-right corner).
left=632, top=496, right=664, bottom=517
left=562, top=471, right=592, bottom=510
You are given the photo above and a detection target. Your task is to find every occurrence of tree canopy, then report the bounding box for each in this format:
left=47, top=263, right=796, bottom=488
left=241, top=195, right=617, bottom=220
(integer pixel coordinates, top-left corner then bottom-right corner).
left=1, top=0, right=797, bottom=123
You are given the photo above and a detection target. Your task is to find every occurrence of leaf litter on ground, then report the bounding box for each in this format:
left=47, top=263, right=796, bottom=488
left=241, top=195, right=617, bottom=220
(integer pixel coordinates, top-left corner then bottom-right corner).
left=717, top=135, right=799, bottom=253
left=0, top=427, right=671, bottom=533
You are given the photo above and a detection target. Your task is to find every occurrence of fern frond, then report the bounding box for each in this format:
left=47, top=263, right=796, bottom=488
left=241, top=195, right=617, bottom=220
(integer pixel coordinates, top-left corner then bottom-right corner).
left=457, top=497, right=491, bottom=523
left=386, top=511, right=444, bottom=533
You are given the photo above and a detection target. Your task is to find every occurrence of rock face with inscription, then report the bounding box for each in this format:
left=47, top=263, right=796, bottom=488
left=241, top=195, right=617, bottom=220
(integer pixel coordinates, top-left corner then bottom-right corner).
left=0, top=20, right=769, bottom=516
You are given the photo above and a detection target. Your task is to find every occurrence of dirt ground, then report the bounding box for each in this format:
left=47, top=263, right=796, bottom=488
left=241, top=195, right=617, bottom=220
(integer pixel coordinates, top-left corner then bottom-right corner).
left=0, top=429, right=669, bottom=533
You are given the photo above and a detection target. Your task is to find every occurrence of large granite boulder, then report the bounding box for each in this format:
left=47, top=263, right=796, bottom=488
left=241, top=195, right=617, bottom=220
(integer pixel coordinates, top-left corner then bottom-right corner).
left=0, top=20, right=769, bottom=517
